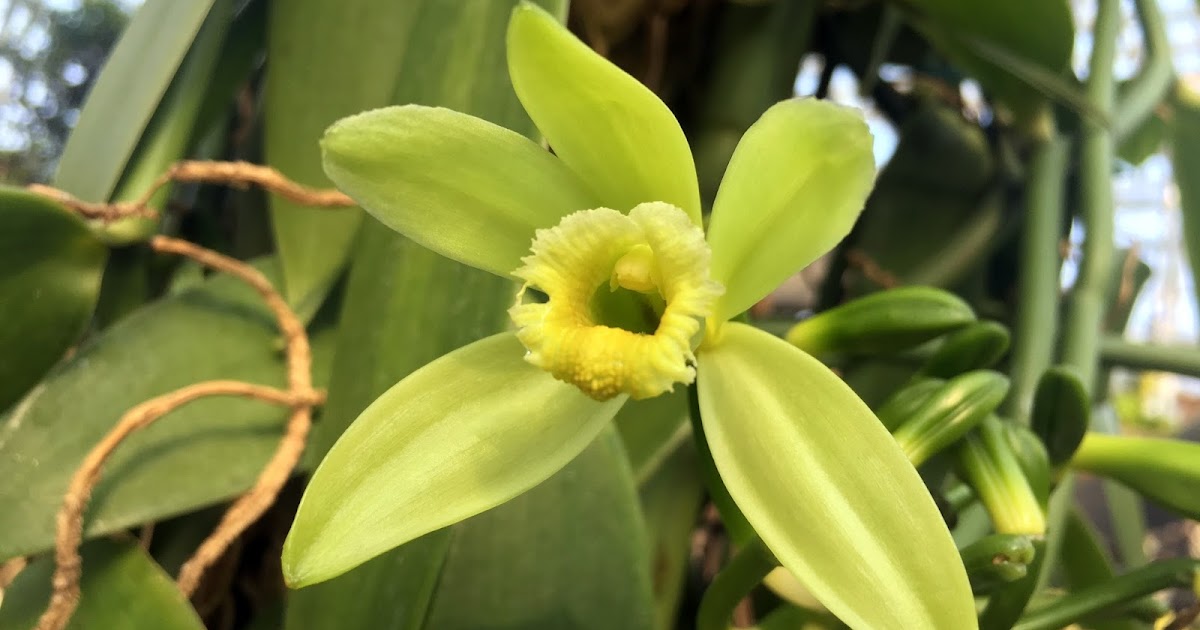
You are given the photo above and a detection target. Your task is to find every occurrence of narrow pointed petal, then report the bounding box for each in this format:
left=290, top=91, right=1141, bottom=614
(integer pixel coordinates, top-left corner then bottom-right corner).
left=506, top=3, right=701, bottom=224
left=697, top=323, right=976, bottom=630
left=283, top=333, right=626, bottom=587
left=707, top=99, right=875, bottom=321
left=321, top=105, right=598, bottom=278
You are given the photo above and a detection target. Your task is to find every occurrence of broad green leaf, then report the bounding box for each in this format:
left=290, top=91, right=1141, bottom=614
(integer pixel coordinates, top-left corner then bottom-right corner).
left=614, top=387, right=691, bottom=484
left=0, top=539, right=203, bottom=630
left=422, top=428, right=655, bottom=630
left=0, top=189, right=107, bottom=414
left=1070, top=433, right=1200, bottom=520
left=1171, top=85, right=1200, bottom=328
left=282, top=333, right=626, bottom=587
left=697, top=322, right=975, bottom=630
left=635, top=441, right=703, bottom=630
left=707, top=99, right=875, bottom=322
left=264, top=0, right=422, bottom=319
left=0, top=260, right=334, bottom=560
left=897, top=0, right=1074, bottom=123
left=100, top=0, right=233, bottom=244
left=54, top=0, right=218, bottom=201
left=506, top=2, right=701, bottom=224
left=321, top=106, right=597, bottom=279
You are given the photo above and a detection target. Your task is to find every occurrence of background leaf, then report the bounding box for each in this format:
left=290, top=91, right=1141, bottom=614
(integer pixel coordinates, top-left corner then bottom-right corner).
left=0, top=538, right=204, bottom=630
left=0, top=260, right=333, bottom=560
left=0, top=188, right=107, bottom=413
left=896, top=0, right=1074, bottom=122
left=52, top=0, right=218, bottom=202
left=263, top=0, right=432, bottom=319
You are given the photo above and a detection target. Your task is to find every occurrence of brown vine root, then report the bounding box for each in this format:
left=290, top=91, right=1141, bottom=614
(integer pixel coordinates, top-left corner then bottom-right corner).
left=150, top=236, right=318, bottom=597
left=37, top=236, right=322, bottom=630
left=844, top=248, right=901, bottom=289
left=35, top=382, right=315, bottom=630
left=26, top=183, right=158, bottom=221
left=138, top=160, right=354, bottom=209
left=27, top=159, right=354, bottom=223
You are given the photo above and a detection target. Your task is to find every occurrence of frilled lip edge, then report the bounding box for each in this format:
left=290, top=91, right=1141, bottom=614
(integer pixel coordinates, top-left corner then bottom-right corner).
left=508, top=202, right=723, bottom=400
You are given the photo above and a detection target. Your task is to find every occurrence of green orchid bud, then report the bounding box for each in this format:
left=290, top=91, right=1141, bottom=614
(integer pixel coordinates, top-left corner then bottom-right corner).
left=892, top=371, right=1009, bottom=466
left=998, top=422, right=1051, bottom=508
left=1030, top=366, right=1090, bottom=467
left=919, top=320, right=1011, bottom=378
left=959, top=534, right=1037, bottom=594
left=1071, top=433, right=1200, bottom=520
left=876, top=377, right=945, bottom=431
left=957, top=416, right=1046, bottom=535
left=785, top=286, right=975, bottom=358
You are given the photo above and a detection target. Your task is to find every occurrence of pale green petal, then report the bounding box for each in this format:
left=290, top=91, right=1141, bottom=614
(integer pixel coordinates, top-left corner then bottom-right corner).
left=707, top=99, right=875, bottom=322
left=283, top=333, right=626, bottom=587
left=697, top=323, right=976, bottom=630
left=321, top=105, right=598, bottom=278
left=506, top=3, right=701, bottom=224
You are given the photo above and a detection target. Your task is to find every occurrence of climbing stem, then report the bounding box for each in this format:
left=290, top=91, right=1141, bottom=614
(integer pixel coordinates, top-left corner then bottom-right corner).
left=696, top=536, right=778, bottom=630
left=1007, top=126, right=1068, bottom=424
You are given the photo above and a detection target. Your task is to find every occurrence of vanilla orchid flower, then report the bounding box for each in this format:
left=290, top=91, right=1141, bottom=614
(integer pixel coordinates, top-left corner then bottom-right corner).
left=282, top=4, right=975, bottom=628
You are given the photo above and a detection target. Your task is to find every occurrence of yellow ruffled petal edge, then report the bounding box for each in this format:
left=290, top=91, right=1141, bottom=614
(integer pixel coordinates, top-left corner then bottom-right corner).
left=510, top=202, right=722, bottom=400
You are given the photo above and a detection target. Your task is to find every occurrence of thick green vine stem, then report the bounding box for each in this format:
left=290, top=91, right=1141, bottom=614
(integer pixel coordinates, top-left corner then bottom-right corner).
left=1006, top=130, right=1068, bottom=424
left=1060, top=0, right=1119, bottom=390
left=1113, top=0, right=1172, bottom=141
left=696, top=536, right=778, bottom=630
left=1012, top=558, right=1200, bottom=630
left=1101, top=336, right=1200, bottom=378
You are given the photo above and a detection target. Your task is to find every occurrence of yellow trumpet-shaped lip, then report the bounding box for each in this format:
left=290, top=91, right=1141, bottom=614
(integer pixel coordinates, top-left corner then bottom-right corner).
left=509, top=202, right=724, bottom=400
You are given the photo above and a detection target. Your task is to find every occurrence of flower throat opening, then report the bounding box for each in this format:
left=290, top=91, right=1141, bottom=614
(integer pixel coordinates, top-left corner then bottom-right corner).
left=509, top=202, right=723, bottom=401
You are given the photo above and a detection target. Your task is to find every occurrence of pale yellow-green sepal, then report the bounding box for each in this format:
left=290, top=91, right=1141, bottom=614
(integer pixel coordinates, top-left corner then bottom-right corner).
left=506, top=2, right=702, bottom=225
left=706, top=99, right=875, bottom=322
left=282, top=333, right=627, bottom=587
left=321, top=105, right=598, bottom=278
left=696, top=322, right=976, bottom=630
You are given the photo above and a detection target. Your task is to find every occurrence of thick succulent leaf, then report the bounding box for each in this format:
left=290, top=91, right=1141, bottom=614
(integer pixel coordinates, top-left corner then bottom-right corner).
left=697, top=322, right=976, bottom=630
left=264, top=0, right=425, bottom=319
left=706, top=99, right=875, bottom=322
left=0, top=260, right=334, bottom=560
left=506, top=2, right=701, bottom=224
left=0, top=539, right=204, bottom=630
left=1071, top=433, right=1200, bottom=520
left=53, top=0, right=217, bottom=201
left=0, top=189, right=107, bottom=413
left=321, top=105, right=597, bottom=278
left=282, top=333, right=626, bottom=587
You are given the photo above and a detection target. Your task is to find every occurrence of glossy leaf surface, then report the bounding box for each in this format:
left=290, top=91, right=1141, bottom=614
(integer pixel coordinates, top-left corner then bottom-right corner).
left=0, top=539, right=204, bottom=630
left=0, top=189, right=107, bottom=413
left=0, top=260, right=333, bottom=559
